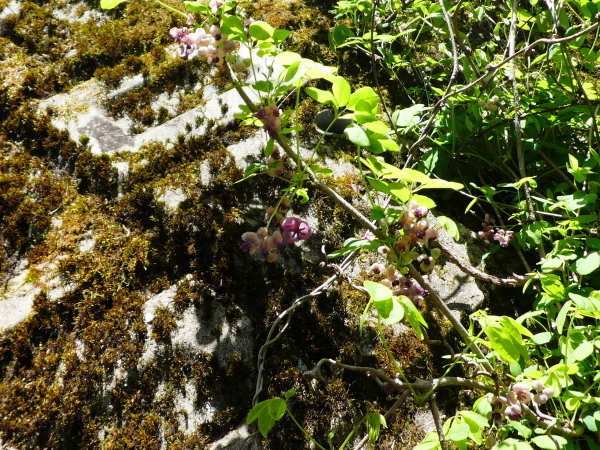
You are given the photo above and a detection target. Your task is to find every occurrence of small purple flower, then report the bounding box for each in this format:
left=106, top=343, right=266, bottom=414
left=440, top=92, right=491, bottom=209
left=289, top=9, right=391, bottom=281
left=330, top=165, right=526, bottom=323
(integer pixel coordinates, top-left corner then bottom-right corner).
left=170, top=27, right=190, bottom=43
left=361, top=230, right=376, bottom=241
left=240, top=232, right=260, bottom=254
left=280, top=217, right=312, bottom=243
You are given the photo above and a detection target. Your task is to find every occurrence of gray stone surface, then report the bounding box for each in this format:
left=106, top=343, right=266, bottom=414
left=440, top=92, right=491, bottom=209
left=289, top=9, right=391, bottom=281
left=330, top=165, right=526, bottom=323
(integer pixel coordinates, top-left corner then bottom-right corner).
left=0, top=260, right=38, bottom=332
left=425, top=214, right=487, bottom=317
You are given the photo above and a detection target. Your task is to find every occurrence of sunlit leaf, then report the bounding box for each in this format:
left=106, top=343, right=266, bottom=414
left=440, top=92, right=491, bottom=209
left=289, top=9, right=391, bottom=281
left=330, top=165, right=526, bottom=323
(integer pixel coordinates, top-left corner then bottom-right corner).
left=364, top=280, right=392, bottom=302
left=100, top=0, right=127, bottom=9
left=573, top=252, right=600, bottom=275
left=249, top=21, right=275, bottom=40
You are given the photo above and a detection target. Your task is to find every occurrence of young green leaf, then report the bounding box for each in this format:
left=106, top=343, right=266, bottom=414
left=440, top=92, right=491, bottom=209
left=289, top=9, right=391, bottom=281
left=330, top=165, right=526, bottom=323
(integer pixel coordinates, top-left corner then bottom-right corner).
left=331, top=76, right=351, bottom=108
left=364, top=280, right=393, bottom=302
left=347, top=86, right=379, bottom=113
left=397, top=295, right=427, bottom=338
left=221, top=15, right=248, bottom=42
left=249, top=21, right=275, bottom=40
left=345, top=123, right=370, bottom=146
left=494, top=438, right=534, bottom=450
left=247, top=398, right=286, bottom=438
left=100, top=0, right=127, bottom=9
left=365, top=413, right=387, bottom=444
left=437, top=216, right=460, bottom=240
left=183, top=1, right=209, bottom=13
left=379, top=298, right=404, bottom=324
left=556, top=300, right=573, bottom=334
left=531, top=435, right=568, bottom=450
left=572, top=251, right=600, bottom=275
left=305, top=87, right=336, bottom=106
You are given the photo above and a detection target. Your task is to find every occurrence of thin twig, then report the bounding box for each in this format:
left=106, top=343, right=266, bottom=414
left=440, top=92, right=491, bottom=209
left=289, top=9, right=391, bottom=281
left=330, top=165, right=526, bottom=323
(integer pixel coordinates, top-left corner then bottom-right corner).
left=429, top=394, right=448, bottom=450
left=432, top=240, right=528, bottom=287
left=252, top=250, right=358, bottom=406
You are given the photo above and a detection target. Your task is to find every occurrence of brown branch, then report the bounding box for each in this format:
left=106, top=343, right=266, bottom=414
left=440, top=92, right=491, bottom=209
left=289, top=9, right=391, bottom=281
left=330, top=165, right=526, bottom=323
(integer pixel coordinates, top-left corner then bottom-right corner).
left=429, top=394, right=448, bottom=450
left=432, top=239, right=528, bottom=287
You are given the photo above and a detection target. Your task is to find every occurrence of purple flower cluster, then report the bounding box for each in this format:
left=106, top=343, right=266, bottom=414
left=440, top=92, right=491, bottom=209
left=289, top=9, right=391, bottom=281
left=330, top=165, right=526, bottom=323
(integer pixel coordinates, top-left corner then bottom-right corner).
left=368, top=263, right=429, bottom=308
left=489, top=381, right=555, bottom=421
left=255, top=104, right=282, bottom=137
left=265, top=145, right=288, bottom=177
left=478, top=214, right=514, bottom=247
left=383, top=200, right=439, bottom=272
left=169, top=25, right=235, bottom=64
left=240, top=216, right=312, bottom=263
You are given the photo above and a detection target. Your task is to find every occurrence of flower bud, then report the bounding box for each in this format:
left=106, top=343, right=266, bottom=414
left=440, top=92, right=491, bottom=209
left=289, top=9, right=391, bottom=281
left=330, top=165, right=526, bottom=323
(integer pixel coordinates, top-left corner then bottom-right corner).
left=531, top=380, right=544, bottom=391
left=542, top=387, right=555, bottom=398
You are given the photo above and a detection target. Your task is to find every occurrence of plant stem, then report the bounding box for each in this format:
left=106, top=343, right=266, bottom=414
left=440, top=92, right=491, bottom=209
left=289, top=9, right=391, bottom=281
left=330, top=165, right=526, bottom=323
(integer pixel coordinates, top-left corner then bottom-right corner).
left=153, top=0, right=188, bottom=19
left=286, top=408, right=328, bottom=450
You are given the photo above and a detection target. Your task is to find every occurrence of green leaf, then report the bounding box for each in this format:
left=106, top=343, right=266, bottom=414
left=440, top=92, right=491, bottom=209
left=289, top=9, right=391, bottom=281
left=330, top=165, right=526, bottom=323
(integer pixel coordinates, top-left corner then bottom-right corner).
left=331, top=76, right=351, bottom=108
left=499, top=316, right=533, bottom=338
left=183, top=1, right=209, bottom=13
left=347, top=87, right=379, bottom=113
left=330, top=24, right=355, bottom=47
left=494, top=438, right=534, bottom=449
left=437, top=216, right=459, bottom=240
left=414, top=431, right=441, bottom=450
left=284, top=389, right=296, bottom=400
left=485, top=326, right=520, bottom=362
left=365, top=413, right=386, bottom=444
left=345, top=123, right=370, bottom=146
left=295, top=188, right=309, bottom=203
left=530, top=332, right=553, bottom=345
left=366, top=177, right=392, bottom=195
left=398, top=168, right=432, bottom=184
left=327, top=237, right=380, bottom=258
left=411, top=194, right=437, bottom=209
left=419, top=179, right=464, bottom=190
left=268, top=398, right=286, bottom=420
left=100, top=0, right=127, bottom=9
left=397, top=295, right=427, bottom=338
left=531, top=435, right=568, bottom=450
left=540, top=257, right=563, bottom=273
left=221, top=15, right=248, bottom=42
left=445, top=421, right=470, bottom=442
left=377, top=297, right=403, bottom=323
left=274, top=51, right=303, bottom=66
left=305, top=87, right=336, bottom=106
left=458, top=411, right=489, bottom=432
left=555, top=192, right=597, bottom=211
left=392, top=104, right=426, bottom=128
left=556, top=300, right=572, bottom=334
left=573, top=252, right=600, bottom=275
left=364, top=280, right=393, bottom=302
left=570, top=340, right=595, bottom=362
left=258, top=415, right=276, bottom=438
left=368, top=133, right=399, bottom=152
left=247, top=400, right=267, bottom=425
left=583, top=414, right=599, bottom=432
left=363, top=120, right=390, bottom=134
left=249, top=21, right=274, bottom=40
left=502, top=176, right=537, bottom=189
left=247, top=398, right=286, bottom=438
left=389, top=183, right=411, bottom=203
left=272, top=29, right=291, bottom=42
